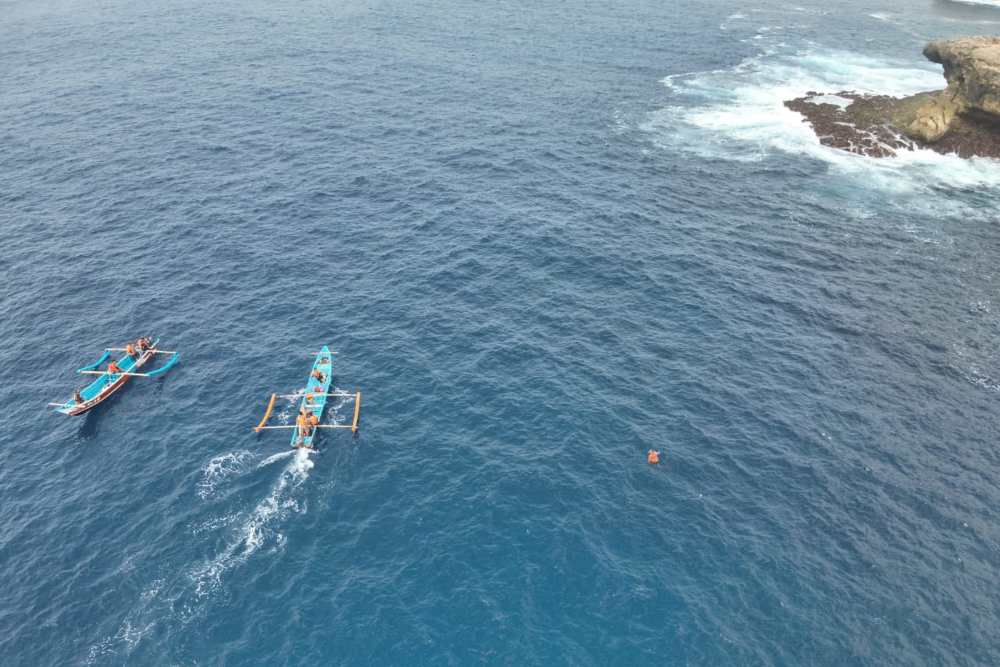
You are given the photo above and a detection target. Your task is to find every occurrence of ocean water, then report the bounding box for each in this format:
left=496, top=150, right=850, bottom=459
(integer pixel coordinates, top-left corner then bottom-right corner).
left=1, top=0, right=999, bottom=664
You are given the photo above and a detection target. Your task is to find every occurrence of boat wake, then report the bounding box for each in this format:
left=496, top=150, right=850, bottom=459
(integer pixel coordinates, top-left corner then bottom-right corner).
left=85, top=446, right=317, bottom=663
left=197, top=450, right=254, bottom=499
left=189, top=447, right=313, bottom=597
left=258, top=449, right=296, bottom=468
left=84, top=366, right=358, bottom=662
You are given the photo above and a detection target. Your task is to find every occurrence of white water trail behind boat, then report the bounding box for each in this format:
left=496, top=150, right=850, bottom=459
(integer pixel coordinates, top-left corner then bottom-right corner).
left=85, top=386, right=356, bottom=661
left=87, top=447, right=317, bottom=663
left=198, top=450, right=254, bottom=499
left=192, top=388, right=357, bottom=587
left=190, top=447, right=313, bottom=597
left=258, top=449, right=295, bottom=468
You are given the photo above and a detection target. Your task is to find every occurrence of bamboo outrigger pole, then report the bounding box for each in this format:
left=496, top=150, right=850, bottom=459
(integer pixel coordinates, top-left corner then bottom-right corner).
left=351, top=391, right=361, bottom=434
left=253, top=393, right=278, bottom=432
left=79, top=370, right=153, bottom=377
left=257, top=424, right=354, bottom=430
left=276, top=391, right=356, bottom=399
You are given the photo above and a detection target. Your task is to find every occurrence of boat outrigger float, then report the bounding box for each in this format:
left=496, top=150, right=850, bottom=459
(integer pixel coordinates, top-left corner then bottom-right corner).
left=48, top=338, right=180, bottom=416
left=253, top=346, right=361, bottom=450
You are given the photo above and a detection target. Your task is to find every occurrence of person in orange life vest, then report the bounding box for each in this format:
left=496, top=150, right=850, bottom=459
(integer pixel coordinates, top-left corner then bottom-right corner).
left=296, top=409, right=312, bottom=444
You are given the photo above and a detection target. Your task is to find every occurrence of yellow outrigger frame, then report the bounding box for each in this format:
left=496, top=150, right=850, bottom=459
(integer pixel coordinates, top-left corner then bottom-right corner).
left=254, top=391, right=362, bottom=434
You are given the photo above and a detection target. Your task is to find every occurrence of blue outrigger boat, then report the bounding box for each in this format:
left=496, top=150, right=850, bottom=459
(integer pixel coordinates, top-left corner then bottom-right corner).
left=254, top=346, right=361, bottom=449
left=49, top=338, right=179, bottom=416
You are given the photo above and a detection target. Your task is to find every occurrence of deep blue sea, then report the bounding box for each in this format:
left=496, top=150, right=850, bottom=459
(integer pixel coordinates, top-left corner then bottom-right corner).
left=2, top=0, right=1000, bottom=664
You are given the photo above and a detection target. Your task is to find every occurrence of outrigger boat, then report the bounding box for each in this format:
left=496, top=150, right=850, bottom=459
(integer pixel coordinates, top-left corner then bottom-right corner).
left=253, top=346, right=361, bottom=450
left=48, top=338, right=180, bottom=416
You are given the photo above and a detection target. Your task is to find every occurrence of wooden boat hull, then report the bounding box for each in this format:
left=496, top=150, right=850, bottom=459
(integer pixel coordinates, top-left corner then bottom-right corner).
left=292, top=346, right=334, bottom=448
left=55, top=345, right=157, bottom=416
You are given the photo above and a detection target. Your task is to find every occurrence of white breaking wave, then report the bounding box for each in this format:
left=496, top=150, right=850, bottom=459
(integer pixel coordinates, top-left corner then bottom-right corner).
left=807, top=93, right=853, bottom=109
left=719, top=12, right=747, bottom=30
left=864, top=11, right=928, bottom=39
left=644, top=46, right=1000, bottom=193
left=946, top=0, right=1000, bottom=6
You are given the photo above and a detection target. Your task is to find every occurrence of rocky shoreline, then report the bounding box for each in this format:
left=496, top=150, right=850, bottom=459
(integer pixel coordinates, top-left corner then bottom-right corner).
left=785, top=37, right=1000, bottom=159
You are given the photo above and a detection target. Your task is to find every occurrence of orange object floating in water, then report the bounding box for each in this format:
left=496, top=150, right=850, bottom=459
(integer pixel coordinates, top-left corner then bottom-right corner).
left=647, top=450, right=660, bottom=465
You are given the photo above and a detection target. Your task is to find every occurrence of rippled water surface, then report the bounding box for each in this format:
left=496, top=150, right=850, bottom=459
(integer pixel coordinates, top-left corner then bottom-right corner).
left=2, top=0, right=999, bottom=664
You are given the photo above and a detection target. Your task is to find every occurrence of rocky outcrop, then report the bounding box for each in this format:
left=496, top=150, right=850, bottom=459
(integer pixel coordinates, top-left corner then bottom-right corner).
left=924, top=37, right=1000, bottom=116
left=785, top=37, right=1000, bottom=158
left=897, top=89, right=964, bottom=142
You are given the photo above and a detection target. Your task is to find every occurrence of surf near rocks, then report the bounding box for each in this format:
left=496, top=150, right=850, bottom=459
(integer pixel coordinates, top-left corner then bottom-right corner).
left=785, top=37, right=1000, bottom=158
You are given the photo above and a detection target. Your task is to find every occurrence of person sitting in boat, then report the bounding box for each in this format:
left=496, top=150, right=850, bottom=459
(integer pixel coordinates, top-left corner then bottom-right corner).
left=107, top=361, right=123, bottom=374
left=296, top=409, right=311, bottom=439
left=125, top=342, right=136, bottom=358
left=137, top=337, right=152, bottom=352
left=311, top=369, right=326, bottom=383
left=73, top=390, right=84, bottom=404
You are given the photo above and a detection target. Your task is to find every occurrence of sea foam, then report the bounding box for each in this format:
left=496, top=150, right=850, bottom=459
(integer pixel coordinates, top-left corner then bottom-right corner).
left=645, top=47, right=1000, bottom=194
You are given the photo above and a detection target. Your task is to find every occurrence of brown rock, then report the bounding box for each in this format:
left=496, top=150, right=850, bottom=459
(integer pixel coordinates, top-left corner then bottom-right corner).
left=783, top=37, right=1000, bottom=158
left=784, top=93, right=913, bottom=158
left=924, top=36, right=1000, bottom=117
left=901, top=91, right=965, bottom=142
